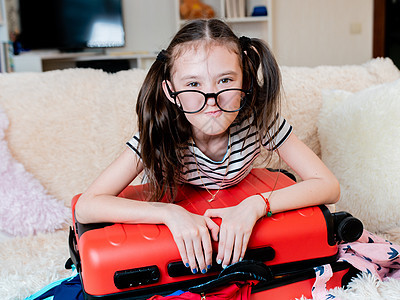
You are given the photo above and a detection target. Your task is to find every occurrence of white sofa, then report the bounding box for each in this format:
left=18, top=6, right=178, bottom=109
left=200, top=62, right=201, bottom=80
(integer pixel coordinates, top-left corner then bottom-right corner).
left=0, top=58, right=399, bottom=299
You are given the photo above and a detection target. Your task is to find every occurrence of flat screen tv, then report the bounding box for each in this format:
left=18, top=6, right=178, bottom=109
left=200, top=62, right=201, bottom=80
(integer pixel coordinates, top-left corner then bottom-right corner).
left=19, top=0, right=125, bottom=52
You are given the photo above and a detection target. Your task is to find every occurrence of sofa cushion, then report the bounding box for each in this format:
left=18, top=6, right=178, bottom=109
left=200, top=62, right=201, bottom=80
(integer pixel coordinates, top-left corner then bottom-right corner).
left=317, top=79, right=400, bottom=233
left=0, top=68, right=146, bottom=206
left=0, top=106, right=69, bottom=236
left=255, top=58, right=400, bottom=171
left=279, top=57, right=400, bottom=158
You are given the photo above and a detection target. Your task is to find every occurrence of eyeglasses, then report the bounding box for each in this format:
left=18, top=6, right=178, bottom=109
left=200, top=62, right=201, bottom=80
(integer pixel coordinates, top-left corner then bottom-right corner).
left=165, top=81, right=252, bottom=114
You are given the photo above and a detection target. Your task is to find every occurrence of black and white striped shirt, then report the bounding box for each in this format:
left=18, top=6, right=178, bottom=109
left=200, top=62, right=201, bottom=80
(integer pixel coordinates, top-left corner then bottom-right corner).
left=127, top=115, right=292, bottom=189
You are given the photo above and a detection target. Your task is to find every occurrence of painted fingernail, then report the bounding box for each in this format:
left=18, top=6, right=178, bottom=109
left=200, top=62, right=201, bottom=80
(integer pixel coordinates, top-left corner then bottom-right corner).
left=207, top=265, right=212, bottom=269
left=185, top=263, right=190, bottom=268
left=201, top=269, right=207, bottom=274
left=217, top=259, right=222, bottom=264
left=192, top=268, right=198, bottom=274
left=222, top=264, right=227, bottom=269
left=239, top=257, right=243, bottom=262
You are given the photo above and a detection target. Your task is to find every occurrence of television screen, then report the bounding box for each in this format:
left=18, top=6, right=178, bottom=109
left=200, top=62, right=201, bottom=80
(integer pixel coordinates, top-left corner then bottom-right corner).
left=19, top=0, right=125, bottom=52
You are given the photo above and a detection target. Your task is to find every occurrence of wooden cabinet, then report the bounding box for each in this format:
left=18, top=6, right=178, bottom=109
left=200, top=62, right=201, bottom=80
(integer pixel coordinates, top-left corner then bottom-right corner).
left=13, top=51, right=156, bottom=72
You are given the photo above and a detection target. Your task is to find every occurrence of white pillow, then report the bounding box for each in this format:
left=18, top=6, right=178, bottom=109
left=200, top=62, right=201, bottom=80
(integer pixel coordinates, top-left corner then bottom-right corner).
left=317, top=79, right=400, bottom=234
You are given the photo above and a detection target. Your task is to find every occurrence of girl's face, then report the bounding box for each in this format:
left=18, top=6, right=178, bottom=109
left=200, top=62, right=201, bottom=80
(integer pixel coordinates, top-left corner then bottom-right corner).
left=163, top=43, right=242, bottom=138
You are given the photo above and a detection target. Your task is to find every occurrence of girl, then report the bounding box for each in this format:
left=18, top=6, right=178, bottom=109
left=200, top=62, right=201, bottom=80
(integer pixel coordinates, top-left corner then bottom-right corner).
left=75, top=19, right=340, bottom=276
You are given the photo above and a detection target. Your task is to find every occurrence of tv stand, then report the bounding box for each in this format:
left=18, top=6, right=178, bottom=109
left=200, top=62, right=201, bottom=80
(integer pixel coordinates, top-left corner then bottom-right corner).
left=58, top=48, right=86, bottom=53
left=13, top=50, right=156, bottom=72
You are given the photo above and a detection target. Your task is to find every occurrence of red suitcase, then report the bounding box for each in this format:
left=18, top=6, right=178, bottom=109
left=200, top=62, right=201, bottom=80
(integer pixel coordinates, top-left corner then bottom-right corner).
left=68, top=169, right=362, bottom=299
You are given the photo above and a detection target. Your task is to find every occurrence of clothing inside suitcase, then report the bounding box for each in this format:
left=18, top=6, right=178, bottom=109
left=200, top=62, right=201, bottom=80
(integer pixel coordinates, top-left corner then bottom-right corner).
left=68, top=169, right=362, bottom=299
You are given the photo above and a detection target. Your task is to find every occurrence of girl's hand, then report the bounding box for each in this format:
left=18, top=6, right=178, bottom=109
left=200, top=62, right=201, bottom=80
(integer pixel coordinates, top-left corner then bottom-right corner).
left=163, top=204, right=220, bottom=274
left=204, top=195, right=265, bottom=268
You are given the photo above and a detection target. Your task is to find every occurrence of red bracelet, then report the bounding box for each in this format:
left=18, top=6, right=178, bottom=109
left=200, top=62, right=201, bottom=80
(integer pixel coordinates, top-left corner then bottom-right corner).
left=257, top=193, right=272, bottom=217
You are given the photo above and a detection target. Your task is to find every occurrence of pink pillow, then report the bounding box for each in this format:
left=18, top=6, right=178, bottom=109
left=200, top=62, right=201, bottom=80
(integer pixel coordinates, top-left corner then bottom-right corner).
left=0, top=107, right=69, bottom=236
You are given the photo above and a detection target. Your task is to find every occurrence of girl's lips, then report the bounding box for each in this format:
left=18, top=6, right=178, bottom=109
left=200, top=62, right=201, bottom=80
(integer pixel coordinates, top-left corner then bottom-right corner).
left=205, top=110, right=222, bottom=117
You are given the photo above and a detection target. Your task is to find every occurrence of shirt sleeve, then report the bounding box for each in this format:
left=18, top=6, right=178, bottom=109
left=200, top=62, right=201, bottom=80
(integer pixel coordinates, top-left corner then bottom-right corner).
left=126, top=132, right=142, bottom=159
left=262, top=115, right=293, bottom=151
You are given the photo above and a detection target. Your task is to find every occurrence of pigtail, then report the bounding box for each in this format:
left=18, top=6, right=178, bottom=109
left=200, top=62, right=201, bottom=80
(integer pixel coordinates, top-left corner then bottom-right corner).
left=239, top=37, right=282, bottom=151
left=136, top=53, right=191, bottom=202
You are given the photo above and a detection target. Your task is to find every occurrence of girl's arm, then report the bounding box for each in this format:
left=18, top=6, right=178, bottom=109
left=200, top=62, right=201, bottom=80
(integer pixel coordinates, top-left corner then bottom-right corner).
left=75, top=148, right=219, bottom=275
left=75, top=148, right=147, bottom=224
left=267, top=132, right=340, bottom=212
left=205, top=133, right=340, bottom=267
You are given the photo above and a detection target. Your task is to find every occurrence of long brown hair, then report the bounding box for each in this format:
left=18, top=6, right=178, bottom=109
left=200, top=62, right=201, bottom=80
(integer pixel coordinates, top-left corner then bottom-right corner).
left=136, top=19, right=281, bottom=202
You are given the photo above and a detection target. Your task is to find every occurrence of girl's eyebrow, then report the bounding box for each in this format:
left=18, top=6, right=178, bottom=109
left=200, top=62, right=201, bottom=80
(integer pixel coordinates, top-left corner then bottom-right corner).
left=179, top=71, right=239, bottom=81
left=179, top=75, right=201, bottom=81
left=217, top=71, right=239, bottom=77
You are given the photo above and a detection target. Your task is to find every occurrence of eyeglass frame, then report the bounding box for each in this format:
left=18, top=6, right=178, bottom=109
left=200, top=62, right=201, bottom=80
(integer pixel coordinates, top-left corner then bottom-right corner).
left=164, top=80, right=253, bottom=114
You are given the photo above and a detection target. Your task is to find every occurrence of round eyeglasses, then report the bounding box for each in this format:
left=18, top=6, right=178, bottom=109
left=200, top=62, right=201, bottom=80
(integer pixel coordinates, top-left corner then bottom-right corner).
left=165, top=81, right=252, bottom=114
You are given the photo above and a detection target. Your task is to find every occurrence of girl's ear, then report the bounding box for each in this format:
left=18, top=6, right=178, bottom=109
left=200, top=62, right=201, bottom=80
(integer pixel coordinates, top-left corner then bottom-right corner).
left=162, top=80, right=175, bottom=104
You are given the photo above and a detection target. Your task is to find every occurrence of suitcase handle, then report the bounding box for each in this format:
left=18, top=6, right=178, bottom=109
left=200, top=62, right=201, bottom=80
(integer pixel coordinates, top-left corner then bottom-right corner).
left=67, top=226, right=81, bottom=273
left=188, top=260, right=273, bottom=294
left=167, top=246, right=275, bottom=277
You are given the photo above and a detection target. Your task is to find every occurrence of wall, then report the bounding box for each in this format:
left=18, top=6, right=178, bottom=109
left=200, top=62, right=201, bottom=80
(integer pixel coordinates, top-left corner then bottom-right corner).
left=272, top=0, right=374, bottom=66
left=116, top=0, right=374, bottom=67
left=107, top=0, right=177, bottom=55
left=7, top=0, right=374, bottom=67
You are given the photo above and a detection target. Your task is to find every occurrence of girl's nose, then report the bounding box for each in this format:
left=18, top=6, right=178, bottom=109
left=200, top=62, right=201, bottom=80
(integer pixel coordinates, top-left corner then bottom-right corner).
left=205, top=94, right=217, bottom=106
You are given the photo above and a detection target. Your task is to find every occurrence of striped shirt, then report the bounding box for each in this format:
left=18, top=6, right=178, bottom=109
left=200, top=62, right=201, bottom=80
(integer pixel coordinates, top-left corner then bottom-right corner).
left=127, top=115, right=292, bottom=189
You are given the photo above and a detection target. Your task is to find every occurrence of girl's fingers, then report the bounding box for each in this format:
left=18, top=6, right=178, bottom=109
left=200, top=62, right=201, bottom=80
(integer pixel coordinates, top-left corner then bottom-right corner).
left=221, top=230, right=235, bottom=268
left=183, top=222, right=214, bottom=274
left=167, top=209, right=218, bottom=274
left=174, top=238, right=189, bottom=268
left=217, top=225, right=235, bottom=268
left=216, top=225, right=226, bottom=265
left=183, top=238, right=198, bottom=274
left=240, top=233, right=251, bottom=262
left=203, top=218, right=219, bottom=269
left=205, top=217, right=219, bottom=242
left=203, top=208, right=221, bottom=218
left=201, top=239, right=213, bottom=272
left=193, top=234, right=208, bottom=274
left=231, top=233, right=243, bottom=265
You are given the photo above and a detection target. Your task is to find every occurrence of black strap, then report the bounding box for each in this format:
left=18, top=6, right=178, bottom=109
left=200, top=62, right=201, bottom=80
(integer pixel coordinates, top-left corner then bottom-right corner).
left=188, top=260, right=273, bottom=294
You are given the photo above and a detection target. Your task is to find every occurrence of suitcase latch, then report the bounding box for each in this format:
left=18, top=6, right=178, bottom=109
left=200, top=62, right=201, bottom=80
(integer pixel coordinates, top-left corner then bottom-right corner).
left=114, top=265, right=160, bottom=289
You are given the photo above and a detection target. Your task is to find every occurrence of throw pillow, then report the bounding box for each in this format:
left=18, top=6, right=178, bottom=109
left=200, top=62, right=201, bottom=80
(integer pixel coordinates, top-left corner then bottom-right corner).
left=0, top=106, right=69, bottom=236
left=317, top=79, right=400, bottom=233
